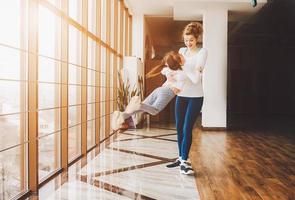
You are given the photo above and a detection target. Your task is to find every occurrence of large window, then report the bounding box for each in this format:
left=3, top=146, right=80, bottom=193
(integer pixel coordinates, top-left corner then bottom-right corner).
left=0, top=0, right=132, bottom=199
left=68, top=24, right=82, bottom=162
left=0, top=1, right=28, bottom=199
left=38, top=4, right=61, bottom=182
left=87, top=38, right=96, bottom=149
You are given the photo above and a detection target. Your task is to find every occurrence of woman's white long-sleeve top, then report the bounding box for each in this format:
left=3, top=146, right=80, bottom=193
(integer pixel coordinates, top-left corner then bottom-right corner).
left=177, top=47, right=208, bottom=97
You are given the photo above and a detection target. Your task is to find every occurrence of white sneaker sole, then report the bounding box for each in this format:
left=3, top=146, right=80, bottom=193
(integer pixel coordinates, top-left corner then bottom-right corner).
left=111, top=111, right=120, bottom=130
left=180, top=168, right=194, bottom=175
left=111, top=111, right=124, bottom=130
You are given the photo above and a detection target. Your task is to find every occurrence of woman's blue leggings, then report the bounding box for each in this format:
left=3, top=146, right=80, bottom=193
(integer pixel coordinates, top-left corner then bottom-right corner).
left=175, top=96, right=203, bottom=160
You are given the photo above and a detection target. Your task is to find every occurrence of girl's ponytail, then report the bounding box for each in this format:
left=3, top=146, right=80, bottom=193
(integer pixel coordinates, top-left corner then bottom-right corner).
left=146, top=61, right=166, bottom=79
left=145, top=51, right=183, bottom=79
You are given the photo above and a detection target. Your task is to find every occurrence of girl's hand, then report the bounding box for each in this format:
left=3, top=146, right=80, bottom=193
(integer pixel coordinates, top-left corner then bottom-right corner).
left=167, top=73, right=176, bottom=82
left=171, top=87, right=181, bottom=95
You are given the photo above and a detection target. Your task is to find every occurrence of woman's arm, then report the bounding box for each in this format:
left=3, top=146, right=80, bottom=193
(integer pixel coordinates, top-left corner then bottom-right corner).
left=184, top=48, right=207, bottom=84
left=194, top=48, right=207, bottom=72
left=183, top=68, right=202, bottom=84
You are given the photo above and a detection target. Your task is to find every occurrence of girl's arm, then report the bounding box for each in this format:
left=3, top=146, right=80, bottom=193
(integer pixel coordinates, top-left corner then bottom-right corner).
left=173, top=71, right=189, bottom=90
left=161, top=67, right=171, bottom=76
left=161, top=67, right=176, bottom=82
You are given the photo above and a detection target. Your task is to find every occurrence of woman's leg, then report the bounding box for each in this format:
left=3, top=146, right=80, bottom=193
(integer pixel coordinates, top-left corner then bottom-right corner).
left=181, top=97, right=203, bottom=160
left=175, top=96, right=188, bottom=158
left=166, top=96, right=188, bottom=168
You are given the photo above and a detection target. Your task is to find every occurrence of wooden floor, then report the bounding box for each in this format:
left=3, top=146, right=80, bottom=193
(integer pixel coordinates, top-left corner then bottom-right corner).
left=190, top=127, right=295, bottom=200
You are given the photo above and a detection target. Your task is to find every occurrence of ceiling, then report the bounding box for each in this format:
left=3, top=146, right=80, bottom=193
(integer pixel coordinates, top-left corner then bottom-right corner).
left=128, top=0, right=269, bottom=58
left=125, top=0, right=267, bottom=21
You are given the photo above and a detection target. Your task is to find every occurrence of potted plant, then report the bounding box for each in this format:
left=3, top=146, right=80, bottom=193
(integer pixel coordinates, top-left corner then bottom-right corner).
left=116, top=71, right=144, bottom=129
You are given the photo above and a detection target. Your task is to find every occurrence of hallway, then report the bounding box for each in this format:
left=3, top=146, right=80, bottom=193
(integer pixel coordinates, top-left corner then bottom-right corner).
left=26, top=124, right=295, bottom=200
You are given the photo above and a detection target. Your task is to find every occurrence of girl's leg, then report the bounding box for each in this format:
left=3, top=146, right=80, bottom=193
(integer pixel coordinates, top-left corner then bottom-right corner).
left=113, top=87, right=174, bottom=130
left=120, top=89, right=159, bottom=119
left=121, top=103, right=159, bottom=119
left=138, top=103, right=159, bottom=115
left=124, top=87, right=174, bottom=117
left=181, top=97, right=203, bottom=160
left=143, top=87, right=175, bottom=114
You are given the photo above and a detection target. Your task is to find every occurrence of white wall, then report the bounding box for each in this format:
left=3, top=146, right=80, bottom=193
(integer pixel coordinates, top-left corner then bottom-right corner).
left=132, top=12, right=145, bottom=62
left=202, top=8, right=228, bottom=128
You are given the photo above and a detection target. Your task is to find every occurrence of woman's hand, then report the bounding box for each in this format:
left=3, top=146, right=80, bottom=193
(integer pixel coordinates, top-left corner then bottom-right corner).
left=196, top=65, right=203, bottom=73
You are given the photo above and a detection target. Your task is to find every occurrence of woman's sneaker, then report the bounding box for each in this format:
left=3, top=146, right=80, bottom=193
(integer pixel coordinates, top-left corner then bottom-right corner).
left=166, top=158, right=181, bottom=168
left=180, top=161, right=194, bottom=175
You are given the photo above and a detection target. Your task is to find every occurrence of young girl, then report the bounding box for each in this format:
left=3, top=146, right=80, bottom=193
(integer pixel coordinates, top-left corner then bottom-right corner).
left=111, top=51, right=190, bottom=130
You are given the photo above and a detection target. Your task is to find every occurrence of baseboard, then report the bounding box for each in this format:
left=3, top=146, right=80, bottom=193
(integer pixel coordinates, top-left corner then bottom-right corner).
left=201, top=126, right=227, bottom=131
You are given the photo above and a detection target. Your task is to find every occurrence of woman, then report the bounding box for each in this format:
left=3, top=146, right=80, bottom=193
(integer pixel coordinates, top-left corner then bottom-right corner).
left=166, top=22, right=207, bottom=175
left=111, top=51, right=188, bottom=130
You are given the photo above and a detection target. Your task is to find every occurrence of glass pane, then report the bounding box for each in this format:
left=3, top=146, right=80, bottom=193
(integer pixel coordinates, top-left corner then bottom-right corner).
left=110, top=53, right=114, bottom=76
left=68, top=85, right=81, bottom=106
left=0, top=0, right=28, bottom=49
left=88, top=86, right=95, bottom=104
left=39, top=5, right=61, bottom=59
left=110, top=100, right=114, bottom=114
left=101, top=47, right=106, bottom=73
left=87, top=120, right=95, bottom=149
left=110, top=0, right=115, bottom=48
left=100, top=102, right=105, bottom=117
left=123, top=10, right=127, bottom=56
left=68, top=125, right=81, bottom=161
left=100, top=87, right=106, bottom=102
left=38, top=132, right=60, bottom=181
left=100, top=116, right=105, bottom=140
left=47, top=0, right=61, bottom=9
left=0, top=47, right=27, bottom=81
left=110, top=75, right=114, bottom=90
left=87, top=103, right=95, bottom=120
left=69, top=0, right=82, bottom=24
left=0, top=80, right=26, bottom=115
left=69, top=105, right=81, bottom=127
left=68, top=64, right=81, bottom=85
left=39, top=57, right=61, bottom=83
left=117, top=0, right=122, bottom=54
left=88, top=0, right=96, bottom=35
left=88, top=69, right=95, bottom=86
left=88, top=38, right=96, bottom=70
left=38, top=109, right=60, bottom=137
left=0, top=114, right=27, bottom=151
left=100, top=74, right=106, bottom=88
left=0, top=146, right=27, bottom=200
left=38, top=83, right=60, bottom=109
left=101, top=0, right=106, bottom=42
left=69, top=25, right=82, bottom=66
